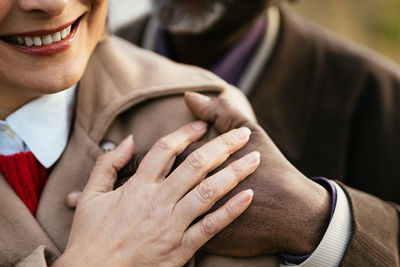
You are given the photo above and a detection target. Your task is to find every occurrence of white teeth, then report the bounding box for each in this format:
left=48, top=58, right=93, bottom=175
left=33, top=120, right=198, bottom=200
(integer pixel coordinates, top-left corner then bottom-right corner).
left=33, top=36, right=42, bottom=46
left=52, top=32, right=61, bottom=42
left=24, top=37, right=33, bottom=47
left=9, top=24, right=74, bottom=47
left=66, top=25, right=71, bottom=35
left=17, top=36, right=24, bottom=45
left=42, top=34, right=52, bottom=45
left=60, top=28, right=68, bottom=39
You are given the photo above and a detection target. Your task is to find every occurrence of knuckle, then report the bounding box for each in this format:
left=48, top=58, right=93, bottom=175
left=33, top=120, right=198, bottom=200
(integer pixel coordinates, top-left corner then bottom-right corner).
left=220, top=133, right=238, bottom=149
left=96, top=153, right=110, bottom=164
left=230, top=160, right=246, bottom=178
left=196, top=180, right=217, bottom=202
left=93, top=154, right=113, bottom=171
left=155, top=137, right=173, bottom=151
left=199, top=102, right=214, bottom=120
left=224, top=202, right=239, bottom=219
left=219, top=98, right=230, bottom=107
left=201, top=215, right=218, bottom=236
left=186, top=150, right=208, bottom=171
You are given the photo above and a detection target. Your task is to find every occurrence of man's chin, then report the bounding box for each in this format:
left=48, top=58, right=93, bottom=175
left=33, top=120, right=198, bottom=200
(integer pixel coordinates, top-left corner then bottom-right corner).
left=154, top=1, right=226, bottom=35
left=160, top=21, right=214, bottom=35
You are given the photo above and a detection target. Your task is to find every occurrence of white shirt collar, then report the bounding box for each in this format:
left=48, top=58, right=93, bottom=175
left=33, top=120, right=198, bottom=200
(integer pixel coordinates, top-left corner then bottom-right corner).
left=0, top=85, right=76, bottom=168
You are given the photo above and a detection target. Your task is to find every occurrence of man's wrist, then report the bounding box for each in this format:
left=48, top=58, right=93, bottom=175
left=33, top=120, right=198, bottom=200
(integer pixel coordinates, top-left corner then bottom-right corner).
left=281, top=178, right=336, bottom=264
left=304, top=179, right=332, bottom=253
left=285, top=177, right=332, bottom=255
left=283, top=181, right=352, bottom=267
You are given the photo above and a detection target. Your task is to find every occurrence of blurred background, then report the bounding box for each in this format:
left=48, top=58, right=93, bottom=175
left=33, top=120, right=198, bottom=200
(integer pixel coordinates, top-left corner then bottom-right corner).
left=108, top=0, right=149, bottom=31
left=109, top=0, right=400, bottom=63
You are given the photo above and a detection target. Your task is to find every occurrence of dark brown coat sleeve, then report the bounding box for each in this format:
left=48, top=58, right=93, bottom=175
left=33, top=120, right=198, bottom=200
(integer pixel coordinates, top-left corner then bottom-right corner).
left=339, top=183, right=399, bottom=266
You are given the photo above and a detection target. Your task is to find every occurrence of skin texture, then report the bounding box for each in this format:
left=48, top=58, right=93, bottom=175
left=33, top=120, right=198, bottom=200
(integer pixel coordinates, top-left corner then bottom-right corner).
left=182, top=92, right=331, bottom=256
left=70, top=92, right=331, bottom=256
left=0, top=0, right=107, bottom=119
left=110, top=93, right=331, bottom=256
left=137, top=0, right=331, bottom=257
left=0, top=1, right=260, bottom=265
left=55, top=122, right=259, bottom=266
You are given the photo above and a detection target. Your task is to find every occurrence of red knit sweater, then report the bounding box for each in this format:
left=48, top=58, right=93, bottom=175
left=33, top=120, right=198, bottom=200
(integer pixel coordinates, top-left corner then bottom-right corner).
left=0, top=151, right=47, bottom=215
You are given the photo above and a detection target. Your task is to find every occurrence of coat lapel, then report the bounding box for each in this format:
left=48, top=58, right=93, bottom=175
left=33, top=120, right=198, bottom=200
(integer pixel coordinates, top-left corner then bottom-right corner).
left=0, top=173, right=60, bottom=264
left=78, top=37, right=227, bottom=144
left=247, top=7, right=322, bottom=164
left=35, top=36, right=226, bottom=251
left=35, top=122, right=102, bottom=250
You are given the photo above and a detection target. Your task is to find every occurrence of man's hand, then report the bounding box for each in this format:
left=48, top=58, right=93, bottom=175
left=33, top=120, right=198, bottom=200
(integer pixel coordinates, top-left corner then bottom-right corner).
left=183, top=92, right=331, bottom=257
left=57, top=121, right=260, bottom=267
left=67, top=92, right=331, bottom=258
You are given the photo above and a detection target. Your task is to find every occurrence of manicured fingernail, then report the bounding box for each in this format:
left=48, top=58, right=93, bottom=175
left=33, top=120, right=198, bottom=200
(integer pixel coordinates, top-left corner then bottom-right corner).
left=232, top=127, right=251, bottom=141
left=191, top=121, right=207, bottom=131
left=118, top=135, right=133, bottom=150
left=242, top=151, right=260, bottom=165
left=238, top=189, right=254, bottom=204
left=188, top=91, right=211, bottom=102
left=246, top=189, right=254, bottom=197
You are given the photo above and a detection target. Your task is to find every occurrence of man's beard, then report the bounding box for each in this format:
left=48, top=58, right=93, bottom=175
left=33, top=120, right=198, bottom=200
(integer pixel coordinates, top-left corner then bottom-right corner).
left=151, top=0, right=234, bottom=34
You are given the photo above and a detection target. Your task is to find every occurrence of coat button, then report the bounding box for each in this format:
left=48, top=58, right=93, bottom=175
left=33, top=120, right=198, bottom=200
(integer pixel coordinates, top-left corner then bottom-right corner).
left=100, top=140, right=117, bottom=152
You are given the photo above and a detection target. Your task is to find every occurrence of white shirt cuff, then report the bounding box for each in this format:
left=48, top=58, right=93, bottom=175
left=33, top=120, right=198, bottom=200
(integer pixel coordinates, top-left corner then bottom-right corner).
left=281, top=181, right=352, bottom=267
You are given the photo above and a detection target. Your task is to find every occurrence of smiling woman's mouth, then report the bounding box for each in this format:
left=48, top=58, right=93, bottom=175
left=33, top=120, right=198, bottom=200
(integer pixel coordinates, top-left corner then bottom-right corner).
left=0, top=15, right=83, bottom=56
left=4, top=24, right=73, bottom=47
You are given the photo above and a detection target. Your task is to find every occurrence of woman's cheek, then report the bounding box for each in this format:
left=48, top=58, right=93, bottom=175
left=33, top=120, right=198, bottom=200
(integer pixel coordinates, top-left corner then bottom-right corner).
left=0, top=1, right=13, bottom=22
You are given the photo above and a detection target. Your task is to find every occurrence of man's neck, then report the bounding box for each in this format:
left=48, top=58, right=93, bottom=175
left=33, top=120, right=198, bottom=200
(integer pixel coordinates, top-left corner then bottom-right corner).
left=165, top=19, right=260, bottom=69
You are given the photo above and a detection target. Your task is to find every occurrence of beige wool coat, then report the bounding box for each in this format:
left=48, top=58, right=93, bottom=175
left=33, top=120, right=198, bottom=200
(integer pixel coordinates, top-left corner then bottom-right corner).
left=0, top=36, right=282, bottom=267
left=2, top=35, right=399, bottom=266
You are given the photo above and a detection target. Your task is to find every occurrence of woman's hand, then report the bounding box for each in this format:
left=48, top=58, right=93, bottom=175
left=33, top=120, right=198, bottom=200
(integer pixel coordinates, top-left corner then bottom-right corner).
left=53, top=121, right=259, bottom=267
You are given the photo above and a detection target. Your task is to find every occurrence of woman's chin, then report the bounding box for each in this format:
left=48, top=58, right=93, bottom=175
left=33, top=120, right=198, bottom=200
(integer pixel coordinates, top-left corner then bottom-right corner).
left=21, top=73, right=81, bottom=95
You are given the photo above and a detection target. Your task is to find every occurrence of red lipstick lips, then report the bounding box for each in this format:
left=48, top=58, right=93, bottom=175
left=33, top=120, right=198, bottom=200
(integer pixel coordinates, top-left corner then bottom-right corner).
left=1, top=16, right=83, bottom=56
